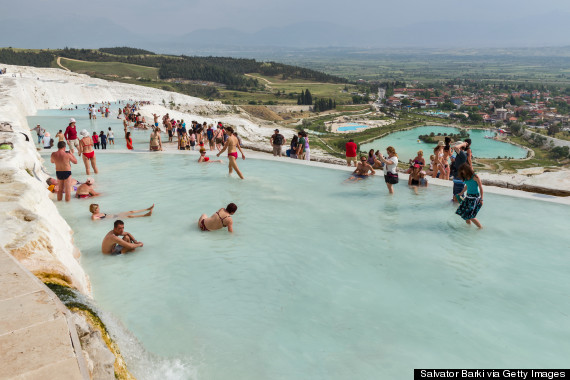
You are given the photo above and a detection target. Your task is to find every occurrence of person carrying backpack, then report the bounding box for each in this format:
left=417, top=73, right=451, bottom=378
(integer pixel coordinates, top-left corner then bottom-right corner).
left=270, top=129, right=286, bottom=157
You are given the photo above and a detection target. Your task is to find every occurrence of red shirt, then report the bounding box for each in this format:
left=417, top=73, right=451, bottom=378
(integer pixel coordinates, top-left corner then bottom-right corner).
left=345, top=141, right=357, bottom=157
left=64, top=125, right=77, bottom=140
left=92, top=134, right=99, bottom=143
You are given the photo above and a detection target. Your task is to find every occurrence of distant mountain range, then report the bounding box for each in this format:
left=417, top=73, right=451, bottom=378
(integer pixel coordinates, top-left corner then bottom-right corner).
left=2, top=12, right=570, bottom=51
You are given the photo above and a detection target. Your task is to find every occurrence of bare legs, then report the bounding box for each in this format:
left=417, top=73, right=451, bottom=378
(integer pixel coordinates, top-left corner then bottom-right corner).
left=228, top=156, right=244, bottom=179
left=466, top=218, right=482, bottom=229
left=82, top=155, right=99, bottom=175
left=125, top=204, right=155, bottom=218
left=57, top=178, right=71, bottom=202
left=386, top=183, right=394, bottom=194
left=90, top=156, right=99, bottom=174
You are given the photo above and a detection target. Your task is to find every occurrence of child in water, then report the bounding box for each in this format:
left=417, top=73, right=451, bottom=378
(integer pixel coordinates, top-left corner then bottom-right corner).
left=455, top=163, right=483, bottom=229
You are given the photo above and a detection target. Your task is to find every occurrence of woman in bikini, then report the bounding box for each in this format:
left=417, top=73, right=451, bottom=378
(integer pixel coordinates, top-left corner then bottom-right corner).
left=149, top=128, right=162, bottom=151
left=90, top=203, right=154, bottom=221
left=78, top=129, right=99, bottom=175
left=197, top=203, right=237, bottom=233
left=216, top=127, right=245, bottom=179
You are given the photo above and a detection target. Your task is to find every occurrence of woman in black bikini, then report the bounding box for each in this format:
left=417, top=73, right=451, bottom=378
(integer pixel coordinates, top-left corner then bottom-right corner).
left=89, top=203, right=154, bottom=221
left=198, top=203, right=237, bottom=233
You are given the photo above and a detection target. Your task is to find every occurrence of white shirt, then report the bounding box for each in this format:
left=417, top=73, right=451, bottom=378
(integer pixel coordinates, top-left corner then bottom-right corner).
left=43, top=135, right=51, bottom=148
left=383, top=156, right=398, bottom=175
left=108, top=130, right=114, bottom=138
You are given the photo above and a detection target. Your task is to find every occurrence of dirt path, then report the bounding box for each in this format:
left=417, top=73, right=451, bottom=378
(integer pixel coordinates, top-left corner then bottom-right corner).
left=56, top=57, right=70, bottom=71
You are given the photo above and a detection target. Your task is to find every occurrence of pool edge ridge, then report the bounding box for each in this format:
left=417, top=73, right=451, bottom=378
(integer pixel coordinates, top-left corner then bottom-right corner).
left=0, top=68, right=136, bottom=380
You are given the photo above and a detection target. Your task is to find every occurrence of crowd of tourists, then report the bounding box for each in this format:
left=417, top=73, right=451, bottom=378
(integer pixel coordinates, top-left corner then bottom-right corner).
left=43, top=99, right=485, bottom=259
left=344, top=137, right=484, bottom=228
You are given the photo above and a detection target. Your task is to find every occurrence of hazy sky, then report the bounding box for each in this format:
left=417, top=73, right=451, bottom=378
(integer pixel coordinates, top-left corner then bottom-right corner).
left=3, top=0, right=570, bottom=34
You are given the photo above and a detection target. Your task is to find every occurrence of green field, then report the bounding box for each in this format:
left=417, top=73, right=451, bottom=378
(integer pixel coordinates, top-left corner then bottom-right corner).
left=60, top=58, right=159, bottom=80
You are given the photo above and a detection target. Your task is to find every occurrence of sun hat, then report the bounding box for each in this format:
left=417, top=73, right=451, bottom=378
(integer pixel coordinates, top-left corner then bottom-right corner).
left=80, top=129, right=89, bottom=138
left=86, top=177, right=94, bottom=184
left=437, top=141, right=444, bottom=147
left=70, top=118, right=76, bottom=123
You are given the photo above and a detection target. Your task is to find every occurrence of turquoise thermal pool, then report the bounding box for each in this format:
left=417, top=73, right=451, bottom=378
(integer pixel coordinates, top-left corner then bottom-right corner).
left=28, top=103, right=157, bottom=150
left=337, top=123, right=368, bottom=132
left=361, top=126, right=528, bottom=161
left=43, top=149, right=570, bottom=380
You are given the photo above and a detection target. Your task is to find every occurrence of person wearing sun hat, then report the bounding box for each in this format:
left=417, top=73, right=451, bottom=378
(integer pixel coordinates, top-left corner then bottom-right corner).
left=79, top=129, right=99, bottom=175
left=75, top=177, right=100, bottom=199
left=42, top=132, right=53, bottom=149
left=64, top=118, right=80, bottom=155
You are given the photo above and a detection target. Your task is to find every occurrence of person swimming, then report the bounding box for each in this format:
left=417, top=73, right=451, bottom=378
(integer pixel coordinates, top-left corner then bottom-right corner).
left=197, top=203, right=237, bottom=233
left=89, top=203, right=154, bottom=221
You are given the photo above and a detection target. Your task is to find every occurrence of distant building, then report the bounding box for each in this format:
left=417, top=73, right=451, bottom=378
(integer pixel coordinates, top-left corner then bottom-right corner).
left=495, top=108, right=508, bottom=120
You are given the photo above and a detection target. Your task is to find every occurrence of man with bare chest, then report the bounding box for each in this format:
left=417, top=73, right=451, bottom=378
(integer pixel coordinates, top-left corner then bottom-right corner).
left=50, top=141, right=78, bottom=201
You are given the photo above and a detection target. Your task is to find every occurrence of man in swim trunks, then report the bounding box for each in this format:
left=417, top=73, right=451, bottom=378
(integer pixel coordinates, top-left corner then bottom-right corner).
left=64, top=118, right=80, bottom=155
left=153, top=113, right=160, bottom=128
left=101, top=220, right=143, bottom=255
left=347, top=155, right=376, bottom=181
left=51, top=141, right=78, bottom=202
left=198, top=203, right=237, bottom=233
left=76, top=178, right=100, bottom=199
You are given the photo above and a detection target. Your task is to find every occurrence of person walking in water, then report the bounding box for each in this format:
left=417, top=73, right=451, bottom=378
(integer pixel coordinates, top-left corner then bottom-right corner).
left=78, top=129, right=99, bottom=175
left=455, top=163, right=484, bottom=229
left=198, top=203, right=237, bottom=233
left=50, top=141, right=78, bottom=202
left=107, top=127, right=115, bottom=145
left=217, top=127, right=245, bottom=179
left=377, top=146, right=399, bottom=194
left=64, top=118, right=80, bottom=155
left=101, top=220, right=144, bottom=255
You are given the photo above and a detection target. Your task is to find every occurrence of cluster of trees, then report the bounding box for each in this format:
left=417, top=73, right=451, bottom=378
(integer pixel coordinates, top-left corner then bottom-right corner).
left=99, top=47, right=155, bottom=56
left=313, top=98, right=336, bottom=112
left=550, top=146, right=570, bottom=159
left=0, top=48, right=54, bottom=67
left=55, top=48, right=348, bottom=89
left=352, top=94, right=370, bottom=104
left=257, top=62, right=347, bottom=83
left=158, top=62, right=258, bottom=89
left=297, top=89, right=313, bottom=105
left=418, top=131, right=469, bottom=144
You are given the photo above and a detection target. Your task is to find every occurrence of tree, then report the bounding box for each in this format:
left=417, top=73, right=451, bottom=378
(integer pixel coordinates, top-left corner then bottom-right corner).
left=304, top=89, right=313, bottom=105
left=547, top=124, right=560, bottom=136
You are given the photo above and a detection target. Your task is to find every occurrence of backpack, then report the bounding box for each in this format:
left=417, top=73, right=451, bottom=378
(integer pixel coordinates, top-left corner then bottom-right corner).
left=274, top=134, right=284, bottom=145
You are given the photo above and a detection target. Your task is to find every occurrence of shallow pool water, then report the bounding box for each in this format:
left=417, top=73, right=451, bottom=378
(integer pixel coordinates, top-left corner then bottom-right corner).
left=361, top=126, right=528, bottom=161
left=45, top=151, right=570, bottom=380
left=28, top=102, right=158, bottom=150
